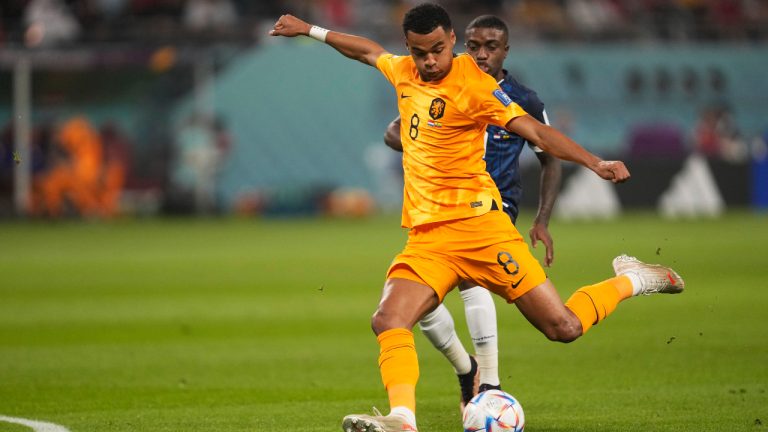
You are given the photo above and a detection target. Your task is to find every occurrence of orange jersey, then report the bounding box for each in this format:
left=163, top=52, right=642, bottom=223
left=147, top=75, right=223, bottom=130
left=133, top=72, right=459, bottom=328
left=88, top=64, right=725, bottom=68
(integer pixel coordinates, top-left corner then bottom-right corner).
left=58, top=117, right=103, bottom=182
left=376, top=53, right=527, bottom=227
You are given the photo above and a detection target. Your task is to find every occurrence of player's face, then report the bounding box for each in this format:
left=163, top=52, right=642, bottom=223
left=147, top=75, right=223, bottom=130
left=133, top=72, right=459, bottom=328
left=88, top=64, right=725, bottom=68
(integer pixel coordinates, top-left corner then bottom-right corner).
left=405, top=26, right=456, bottom=82
left=464, top=27, right=508, bottom=81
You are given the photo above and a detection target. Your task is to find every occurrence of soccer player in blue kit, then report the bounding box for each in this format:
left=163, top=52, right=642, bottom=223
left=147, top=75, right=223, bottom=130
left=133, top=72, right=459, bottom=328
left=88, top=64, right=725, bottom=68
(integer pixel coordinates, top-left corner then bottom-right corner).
left=383, top=15, right=562, bottom=409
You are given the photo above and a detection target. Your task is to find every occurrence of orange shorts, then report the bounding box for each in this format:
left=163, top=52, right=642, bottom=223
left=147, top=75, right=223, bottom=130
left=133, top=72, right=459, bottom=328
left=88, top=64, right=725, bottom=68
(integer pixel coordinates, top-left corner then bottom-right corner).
left=387, top=209, right=547, bottom=303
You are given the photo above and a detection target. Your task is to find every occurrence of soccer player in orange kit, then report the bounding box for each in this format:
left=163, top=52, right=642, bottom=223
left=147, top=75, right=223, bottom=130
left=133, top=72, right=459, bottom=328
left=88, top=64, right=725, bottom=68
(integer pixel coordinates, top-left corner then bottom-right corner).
left=383, top=15, right=562, bottom=411
left=270, top=4, right=685, bottom=431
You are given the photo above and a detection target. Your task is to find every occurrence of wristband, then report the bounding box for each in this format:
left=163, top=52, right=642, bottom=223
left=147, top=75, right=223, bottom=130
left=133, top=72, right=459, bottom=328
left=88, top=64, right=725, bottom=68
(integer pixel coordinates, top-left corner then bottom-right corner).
left=309, top=25, right=329, bottom=43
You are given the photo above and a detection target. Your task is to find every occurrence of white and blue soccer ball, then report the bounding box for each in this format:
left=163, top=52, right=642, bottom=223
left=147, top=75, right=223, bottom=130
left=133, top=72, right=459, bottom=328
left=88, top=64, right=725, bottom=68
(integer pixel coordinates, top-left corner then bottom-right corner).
left=462, top=389, right=525, bottom=432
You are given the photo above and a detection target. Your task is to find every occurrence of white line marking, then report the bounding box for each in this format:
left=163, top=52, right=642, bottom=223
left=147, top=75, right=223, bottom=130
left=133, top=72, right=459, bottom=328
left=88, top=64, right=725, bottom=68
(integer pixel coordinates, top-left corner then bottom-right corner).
left=0, top=415, right=71, bottom=432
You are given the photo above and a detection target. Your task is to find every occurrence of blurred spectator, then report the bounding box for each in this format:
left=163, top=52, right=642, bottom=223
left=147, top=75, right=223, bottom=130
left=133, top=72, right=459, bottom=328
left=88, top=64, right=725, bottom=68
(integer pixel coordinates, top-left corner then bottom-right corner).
left=743, top=0, right=768, bottom=40
left=693, top=106, right=722, bottom=157
left=23, top=0, right=81, bottom=47
left=1, top=0, right=767, bottom=44
left=170, top=113, right=229, bottom=213
left=34, top=117, right=103, bottom=217
left=183, top=0, right=237, bottom=32
left=643, top=0, right=686, bottom=40
left=320, top=0, right=353, bottom=28
left=30, top=117, right=134, bottom=219
left=693, top=104, right=748, bottom=162
left=565, top=0, right=625, bottom=40
left=709, top=0, right=745, bottom=39
left=510, top=0, right=570, bottom=40
left=212, top=116, right=232, bottom=160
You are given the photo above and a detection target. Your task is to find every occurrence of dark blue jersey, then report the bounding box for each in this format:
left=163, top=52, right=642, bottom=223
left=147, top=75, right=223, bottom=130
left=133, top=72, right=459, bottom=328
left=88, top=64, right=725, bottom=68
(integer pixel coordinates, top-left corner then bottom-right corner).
left=485, top=71, right=547, bottom=222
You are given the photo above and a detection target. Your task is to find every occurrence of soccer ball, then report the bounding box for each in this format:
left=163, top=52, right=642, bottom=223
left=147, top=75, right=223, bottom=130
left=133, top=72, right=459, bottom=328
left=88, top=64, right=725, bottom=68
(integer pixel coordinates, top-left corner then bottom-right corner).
left=462, top=390, right=525, bottom=432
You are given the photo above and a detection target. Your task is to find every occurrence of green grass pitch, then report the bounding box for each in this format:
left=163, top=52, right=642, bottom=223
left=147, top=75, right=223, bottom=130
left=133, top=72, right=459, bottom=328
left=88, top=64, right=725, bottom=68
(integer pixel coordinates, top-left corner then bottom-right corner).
left=1, top=212, right=767, bottom=431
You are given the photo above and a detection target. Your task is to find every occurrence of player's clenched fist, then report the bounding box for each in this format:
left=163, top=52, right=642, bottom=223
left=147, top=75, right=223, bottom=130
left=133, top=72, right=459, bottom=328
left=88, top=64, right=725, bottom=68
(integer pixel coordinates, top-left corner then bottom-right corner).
left=595, top=160, right=630, bottom=183
left=269, top=14, right=311, bottom=38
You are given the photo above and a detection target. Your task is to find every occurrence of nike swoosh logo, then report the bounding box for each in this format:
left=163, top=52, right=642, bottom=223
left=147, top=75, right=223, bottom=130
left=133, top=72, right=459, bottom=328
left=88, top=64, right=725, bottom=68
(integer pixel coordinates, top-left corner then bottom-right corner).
left=666, top=272, right=676, bottom=284
left=511, top=273, right=527, bottom=289
left=400, top=92, right=411, bottom=99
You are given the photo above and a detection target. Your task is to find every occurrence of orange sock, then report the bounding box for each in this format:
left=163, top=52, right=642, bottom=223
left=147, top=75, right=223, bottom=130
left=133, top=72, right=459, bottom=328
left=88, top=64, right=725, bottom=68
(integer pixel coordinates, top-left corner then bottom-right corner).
left=377, top=328, right=419, bottom=413
left=565, top=276, right=633, bottom=334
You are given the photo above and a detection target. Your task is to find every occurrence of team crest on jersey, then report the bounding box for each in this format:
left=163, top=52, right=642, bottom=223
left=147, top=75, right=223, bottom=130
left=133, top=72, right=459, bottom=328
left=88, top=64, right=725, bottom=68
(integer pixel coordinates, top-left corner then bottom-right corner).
left=429, top=98, right=446, bottom=120
left=493, top=89, right=513, bottom=106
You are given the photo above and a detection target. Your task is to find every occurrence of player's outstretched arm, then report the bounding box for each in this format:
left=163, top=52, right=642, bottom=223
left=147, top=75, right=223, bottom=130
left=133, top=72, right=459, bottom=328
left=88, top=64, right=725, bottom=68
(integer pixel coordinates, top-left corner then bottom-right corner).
left=384, top=117, right=403, bottom=152
left=529, top=151, right=561, bottom=267
left=269, top=14, right=388, bottom=67
left=506, top=115, right=629, bottom=183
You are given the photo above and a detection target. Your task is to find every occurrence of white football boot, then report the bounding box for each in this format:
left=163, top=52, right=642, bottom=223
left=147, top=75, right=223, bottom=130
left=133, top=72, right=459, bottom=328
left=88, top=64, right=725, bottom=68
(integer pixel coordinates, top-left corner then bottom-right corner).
left=342, top=408, right=417, bottom=432
left=612, top=254, right=685, bottom=295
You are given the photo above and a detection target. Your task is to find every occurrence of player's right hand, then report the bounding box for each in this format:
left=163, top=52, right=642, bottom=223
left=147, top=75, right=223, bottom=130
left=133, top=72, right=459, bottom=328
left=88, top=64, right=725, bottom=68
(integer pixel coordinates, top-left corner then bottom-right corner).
left=269, top=14, right=311, bottom=38
left=594, top=160, right=630, bottom=183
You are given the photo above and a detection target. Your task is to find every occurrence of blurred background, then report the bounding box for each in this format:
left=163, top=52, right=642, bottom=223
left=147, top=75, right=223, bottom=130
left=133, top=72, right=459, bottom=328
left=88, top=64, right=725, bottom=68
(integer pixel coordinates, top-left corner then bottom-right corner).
left=1, top=0, right=767, bottom=220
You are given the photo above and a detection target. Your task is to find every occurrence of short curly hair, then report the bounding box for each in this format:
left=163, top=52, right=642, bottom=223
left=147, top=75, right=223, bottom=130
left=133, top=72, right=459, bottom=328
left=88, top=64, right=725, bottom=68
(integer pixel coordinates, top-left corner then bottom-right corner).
left=402, top=3, right=452, bottom=35
left=466, top=15, right=509, bottom=42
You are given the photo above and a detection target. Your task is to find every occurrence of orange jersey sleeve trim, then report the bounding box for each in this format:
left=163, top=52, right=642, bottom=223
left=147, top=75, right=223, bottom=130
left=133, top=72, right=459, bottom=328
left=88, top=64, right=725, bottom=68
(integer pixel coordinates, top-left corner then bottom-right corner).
left=375, top=53, right=398, bottom=86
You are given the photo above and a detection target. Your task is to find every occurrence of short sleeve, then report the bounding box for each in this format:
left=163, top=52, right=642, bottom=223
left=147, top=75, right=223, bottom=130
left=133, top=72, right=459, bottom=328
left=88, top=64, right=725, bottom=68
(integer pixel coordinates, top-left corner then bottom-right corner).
left=460, top=64, right=527, bottom=128
left=375, top=54, right=397, bottom=87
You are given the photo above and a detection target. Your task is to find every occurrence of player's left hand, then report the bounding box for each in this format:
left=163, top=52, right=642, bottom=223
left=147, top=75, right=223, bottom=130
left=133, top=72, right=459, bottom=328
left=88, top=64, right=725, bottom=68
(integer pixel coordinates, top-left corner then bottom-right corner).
left=269, top=14, right=311, bottom=38
left=594, top=160, right=630, bottom=183
left=529, top=223, right=554, bottom=267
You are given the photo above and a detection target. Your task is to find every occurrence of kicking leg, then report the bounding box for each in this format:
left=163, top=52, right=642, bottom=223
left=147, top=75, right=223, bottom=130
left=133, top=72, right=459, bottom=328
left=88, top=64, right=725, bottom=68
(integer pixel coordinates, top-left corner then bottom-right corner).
left=516, top=276, right=637, bottom=341
left=516, top=256, right=684, bottom=341
left=514, top=279, right=584, bottom=342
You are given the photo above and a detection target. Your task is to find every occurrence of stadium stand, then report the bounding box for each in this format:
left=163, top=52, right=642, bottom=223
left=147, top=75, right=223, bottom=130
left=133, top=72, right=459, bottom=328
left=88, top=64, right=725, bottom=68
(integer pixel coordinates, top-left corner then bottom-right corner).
left=1, top=0, right=767, bottom=216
